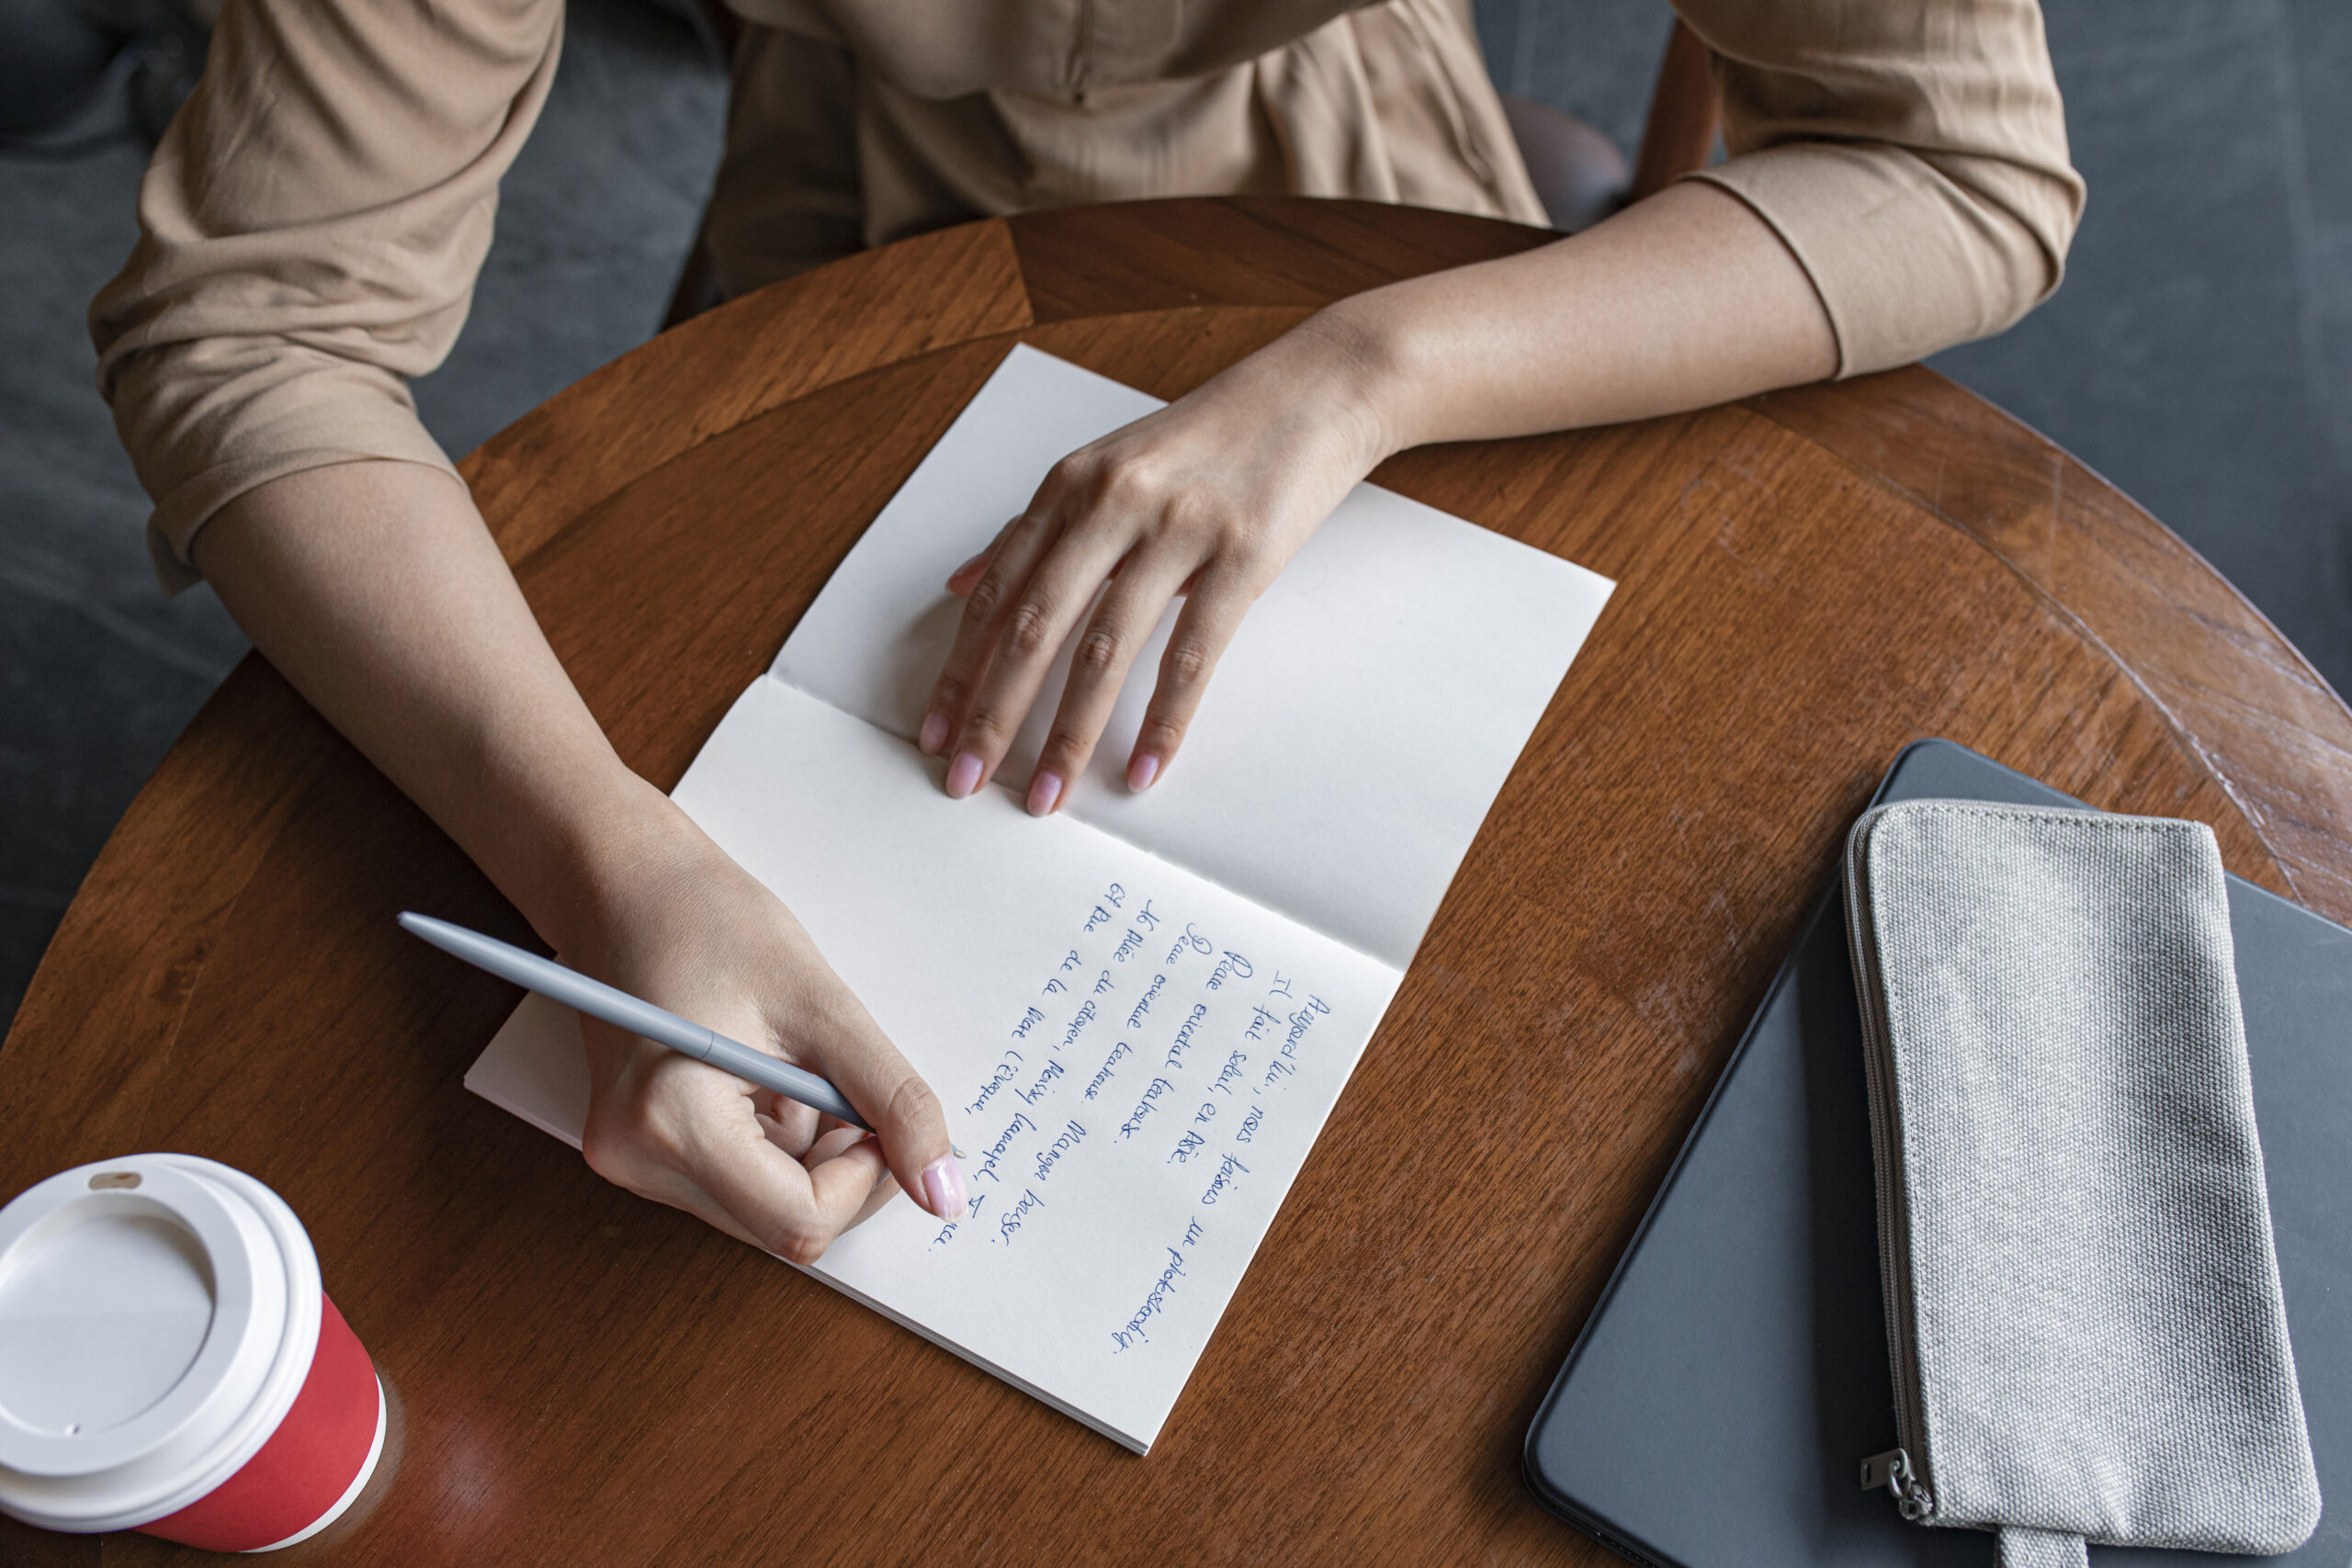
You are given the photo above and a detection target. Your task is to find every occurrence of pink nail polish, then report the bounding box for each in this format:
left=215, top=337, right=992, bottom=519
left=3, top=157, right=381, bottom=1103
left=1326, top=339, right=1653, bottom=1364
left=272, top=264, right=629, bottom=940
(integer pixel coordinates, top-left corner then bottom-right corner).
left=919, top=709, right=948, bottom=755
left=946, top=750, right=984, bottom=798
left=1026, top=770, right=1062, bottom=817
left=922, top=1156, right=967, bottom=1219
left=1128, top=753, right=1159, bottom=792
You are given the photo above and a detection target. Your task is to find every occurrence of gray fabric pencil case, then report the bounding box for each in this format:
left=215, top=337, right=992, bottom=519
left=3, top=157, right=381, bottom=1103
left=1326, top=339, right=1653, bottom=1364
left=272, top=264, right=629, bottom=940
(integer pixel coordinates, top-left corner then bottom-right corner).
left=1841, top=800, right=2319, bottom=1568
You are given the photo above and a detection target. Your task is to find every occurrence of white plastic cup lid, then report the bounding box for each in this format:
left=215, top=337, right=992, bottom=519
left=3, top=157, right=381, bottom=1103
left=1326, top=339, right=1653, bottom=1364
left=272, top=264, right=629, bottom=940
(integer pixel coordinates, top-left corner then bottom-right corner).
left=0, top=1155, right=323, bottom=1534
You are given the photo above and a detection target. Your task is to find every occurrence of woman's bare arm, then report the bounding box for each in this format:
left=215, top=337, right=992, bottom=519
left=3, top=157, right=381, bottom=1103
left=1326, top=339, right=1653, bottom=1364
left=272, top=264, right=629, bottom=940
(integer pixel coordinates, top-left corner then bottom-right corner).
left=921, top=183, right=1837, bottom=810
left=195, top=460, right=967, bottom=1259
left=1342, top=182, right=1837, bottom=448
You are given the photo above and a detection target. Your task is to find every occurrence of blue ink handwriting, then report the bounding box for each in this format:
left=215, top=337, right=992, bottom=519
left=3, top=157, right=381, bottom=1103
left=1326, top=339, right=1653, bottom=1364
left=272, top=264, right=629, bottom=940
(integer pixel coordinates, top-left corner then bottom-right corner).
left=971, top=1111, right=1038, bottom=1186
left=1119, top=1077, right=1176, bottom=1139
left=1033, top=1118, right=1088, bottom=1181
left=1165, top=1003, right=1209, bottom=1069
left=1201, top=1152, right=1250, bottom=1206
left=1111, top=1246, right=1187, bottom=1351
left=1206, top=951, right=1254, bottom=990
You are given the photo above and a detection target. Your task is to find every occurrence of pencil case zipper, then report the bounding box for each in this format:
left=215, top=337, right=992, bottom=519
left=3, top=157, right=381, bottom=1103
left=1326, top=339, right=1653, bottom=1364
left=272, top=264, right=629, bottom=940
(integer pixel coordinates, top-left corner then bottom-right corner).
left=1844, top=808, right=1938, bottom=1524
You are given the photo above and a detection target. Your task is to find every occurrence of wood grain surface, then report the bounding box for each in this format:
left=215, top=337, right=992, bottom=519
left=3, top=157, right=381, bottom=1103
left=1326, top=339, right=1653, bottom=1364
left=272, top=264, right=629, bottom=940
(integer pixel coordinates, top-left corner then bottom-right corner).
left=6, top=197, right=2350, bottom=1568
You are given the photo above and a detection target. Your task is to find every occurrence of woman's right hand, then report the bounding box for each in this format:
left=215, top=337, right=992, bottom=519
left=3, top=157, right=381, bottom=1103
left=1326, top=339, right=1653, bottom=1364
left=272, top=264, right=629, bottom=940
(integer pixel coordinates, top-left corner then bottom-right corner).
left=192, top=465, right=962, bottom=1266
left=562, top=796, right=967, bottom=1263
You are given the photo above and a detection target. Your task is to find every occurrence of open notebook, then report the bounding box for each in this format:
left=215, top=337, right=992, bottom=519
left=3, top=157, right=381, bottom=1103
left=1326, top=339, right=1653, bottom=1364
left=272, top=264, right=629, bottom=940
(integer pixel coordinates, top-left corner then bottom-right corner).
left=467, top=345, right=1613, bottom=1451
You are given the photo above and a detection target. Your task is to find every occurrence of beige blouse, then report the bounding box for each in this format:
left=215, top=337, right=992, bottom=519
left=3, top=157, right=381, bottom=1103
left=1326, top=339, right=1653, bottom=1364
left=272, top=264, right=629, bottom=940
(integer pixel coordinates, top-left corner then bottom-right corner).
left=90, top=0, right=2083, bottom=592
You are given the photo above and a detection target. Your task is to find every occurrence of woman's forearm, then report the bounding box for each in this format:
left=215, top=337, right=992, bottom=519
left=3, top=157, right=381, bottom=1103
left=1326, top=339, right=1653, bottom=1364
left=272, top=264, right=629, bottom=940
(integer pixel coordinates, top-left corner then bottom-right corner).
left=190, top=460, right=659, bottom=951
left=915, top=181, right=1841, bottom=807
left=1332, top=181, right=1840, bottom=457
left=192, top=458, right=967, bottom=1242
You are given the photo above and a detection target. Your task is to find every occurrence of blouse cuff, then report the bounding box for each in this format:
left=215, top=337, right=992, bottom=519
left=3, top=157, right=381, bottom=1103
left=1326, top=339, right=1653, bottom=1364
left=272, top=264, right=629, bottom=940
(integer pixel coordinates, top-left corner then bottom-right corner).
left=1689, top=141, right=2075, bottom=379
left=112, top=351, right=459, bottom=594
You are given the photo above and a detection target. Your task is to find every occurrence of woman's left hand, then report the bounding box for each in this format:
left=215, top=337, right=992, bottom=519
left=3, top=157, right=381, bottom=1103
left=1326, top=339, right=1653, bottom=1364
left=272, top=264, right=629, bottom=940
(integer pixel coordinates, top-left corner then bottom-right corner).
left=916, top=313, right=1398, bottom=815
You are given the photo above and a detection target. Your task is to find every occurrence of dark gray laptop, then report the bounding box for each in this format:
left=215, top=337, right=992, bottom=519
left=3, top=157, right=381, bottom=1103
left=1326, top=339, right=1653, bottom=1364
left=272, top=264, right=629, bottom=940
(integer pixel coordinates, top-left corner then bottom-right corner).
left=1523, top=739, right=2349, bottom=1567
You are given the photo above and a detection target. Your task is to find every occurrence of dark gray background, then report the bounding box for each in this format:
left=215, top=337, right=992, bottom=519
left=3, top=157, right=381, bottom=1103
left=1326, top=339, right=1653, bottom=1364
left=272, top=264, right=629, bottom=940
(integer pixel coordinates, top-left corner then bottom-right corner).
left=3, top=0, right=2346, bottom=1032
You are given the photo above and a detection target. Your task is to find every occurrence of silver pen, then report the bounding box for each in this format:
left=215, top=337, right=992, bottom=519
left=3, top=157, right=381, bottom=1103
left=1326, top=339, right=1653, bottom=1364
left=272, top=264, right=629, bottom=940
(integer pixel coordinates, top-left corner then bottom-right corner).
left=399, top=910, right=873, bottom=1131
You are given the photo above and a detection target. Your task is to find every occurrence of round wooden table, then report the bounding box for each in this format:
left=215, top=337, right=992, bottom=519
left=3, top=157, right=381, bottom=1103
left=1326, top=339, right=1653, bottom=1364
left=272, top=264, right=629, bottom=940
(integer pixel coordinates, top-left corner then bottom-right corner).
left=8, top=198, right=2351, bottom=1567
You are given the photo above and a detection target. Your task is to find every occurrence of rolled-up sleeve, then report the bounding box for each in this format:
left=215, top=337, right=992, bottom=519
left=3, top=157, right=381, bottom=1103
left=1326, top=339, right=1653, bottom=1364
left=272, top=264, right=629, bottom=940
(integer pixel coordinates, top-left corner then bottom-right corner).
left=1675, top=0, right=2085, bottom=378
left=90, top=0, right=562, bottom=591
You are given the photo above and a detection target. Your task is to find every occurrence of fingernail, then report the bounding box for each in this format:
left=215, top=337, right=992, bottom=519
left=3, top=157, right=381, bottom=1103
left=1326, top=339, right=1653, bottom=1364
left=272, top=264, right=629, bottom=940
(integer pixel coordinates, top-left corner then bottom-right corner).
left=919, top=708, right=948, bottom=755
left=922, top=1156, right=967, bottom=1219
left=1127, top=753, right=1159, bottom=792
left=946, top=750, right=984, bottom=798
left=948, top=549, right=987, bottom=585
left=1026, top=770, right=1062, bottom=817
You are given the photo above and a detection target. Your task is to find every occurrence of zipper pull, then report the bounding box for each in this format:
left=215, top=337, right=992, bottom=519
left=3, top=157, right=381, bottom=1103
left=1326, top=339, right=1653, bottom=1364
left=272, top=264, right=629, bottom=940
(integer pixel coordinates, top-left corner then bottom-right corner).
left=1860, top=1449, right=1936, bottom=1521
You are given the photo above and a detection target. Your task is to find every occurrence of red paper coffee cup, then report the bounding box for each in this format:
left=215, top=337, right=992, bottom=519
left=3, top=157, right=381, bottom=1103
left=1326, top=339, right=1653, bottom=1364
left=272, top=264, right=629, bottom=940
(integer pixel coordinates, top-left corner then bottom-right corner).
left=0, top=1155, right=386, bottom=1551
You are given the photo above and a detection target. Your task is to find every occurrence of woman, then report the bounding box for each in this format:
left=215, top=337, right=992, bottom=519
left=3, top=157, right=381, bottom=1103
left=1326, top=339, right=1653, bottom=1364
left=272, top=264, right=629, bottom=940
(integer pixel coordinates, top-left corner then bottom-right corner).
left=88, top=0, right=2081, bottom=1263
